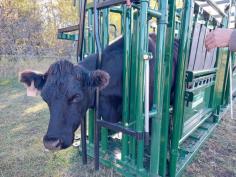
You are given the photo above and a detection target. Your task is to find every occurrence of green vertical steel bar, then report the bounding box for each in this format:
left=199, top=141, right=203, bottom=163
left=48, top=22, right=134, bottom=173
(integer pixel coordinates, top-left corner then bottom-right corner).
left=135, top=0, right=149, bottom=171
left=159, top=0, right=176, bottom=176
left=83, top=23, right=87, bottom=56
left=209, top=24, right=220, bottom=109
left=230, top=52, right=236, bottom=105
left=102, top=8, right=109, bottom=46
left=227, top=1, right=235, bottom=117
left=169, top=1, right=194, bottom=177
left=179, top=6, right=194, bottom=139
left=88, top=9, right=95, bottom=54
left=88, top=109, right=95, bottom=143
left=87, top=9, right=95, bottom=145
left=209, top=57, right=219, bottom=110
left=129, top=11, right=139, bottom=163
left=222, top=51, right=231, bottom=105
left=121, top=6, right=131, bottom=161
left=211, top=18, right=228, bottom=111
left=220, top=15, right=230, bottom=106
left=213, top=48, right=225, bottom=111
left=101, top=6, right=109, bottom=152
left=121, top=6, right=125, bottom=33
left=150, top=0, right=168, bottom=176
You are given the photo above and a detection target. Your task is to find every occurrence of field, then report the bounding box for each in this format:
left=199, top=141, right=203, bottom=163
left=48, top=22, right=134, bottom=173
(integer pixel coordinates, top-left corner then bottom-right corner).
left=0, top=59, right=235, bottom=177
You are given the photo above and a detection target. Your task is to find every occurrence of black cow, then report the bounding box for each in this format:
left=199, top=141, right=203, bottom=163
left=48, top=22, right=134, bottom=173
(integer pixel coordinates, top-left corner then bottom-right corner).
left=20, top=34, right=178, bottom=150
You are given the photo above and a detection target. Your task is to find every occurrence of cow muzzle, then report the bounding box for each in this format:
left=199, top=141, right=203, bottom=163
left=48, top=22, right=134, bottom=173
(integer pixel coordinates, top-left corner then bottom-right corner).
left=43, top=136, right=62, bottom=151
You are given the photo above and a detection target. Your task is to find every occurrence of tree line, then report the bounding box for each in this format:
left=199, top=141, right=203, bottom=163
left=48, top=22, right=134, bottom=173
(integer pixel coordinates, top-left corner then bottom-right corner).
left=0, top=0, right=78, bottom=59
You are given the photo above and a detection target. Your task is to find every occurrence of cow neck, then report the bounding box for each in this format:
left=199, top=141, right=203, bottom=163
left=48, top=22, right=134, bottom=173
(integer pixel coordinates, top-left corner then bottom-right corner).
left=80, top=54, right=99, bottom=110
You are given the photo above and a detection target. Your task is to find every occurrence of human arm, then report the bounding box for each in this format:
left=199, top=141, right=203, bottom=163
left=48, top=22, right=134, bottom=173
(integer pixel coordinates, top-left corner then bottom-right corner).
left=205, top=28, right=236, bottom=51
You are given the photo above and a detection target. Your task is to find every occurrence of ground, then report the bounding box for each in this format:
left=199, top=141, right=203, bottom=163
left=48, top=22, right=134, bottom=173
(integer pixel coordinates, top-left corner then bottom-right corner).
left=0, top=77, right=235, bottom=177
left=183, top=107, right=236, bottom=177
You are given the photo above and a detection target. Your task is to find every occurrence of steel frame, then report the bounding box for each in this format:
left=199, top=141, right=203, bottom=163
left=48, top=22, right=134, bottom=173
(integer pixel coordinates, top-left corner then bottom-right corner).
left=57, top=0, right=234, bottom=176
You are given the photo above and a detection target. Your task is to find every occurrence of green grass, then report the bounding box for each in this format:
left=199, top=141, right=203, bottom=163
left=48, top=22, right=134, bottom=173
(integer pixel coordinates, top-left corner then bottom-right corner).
left=0, top=78, right=67, bottom=177
left=0, top=78, right=117, bottom=177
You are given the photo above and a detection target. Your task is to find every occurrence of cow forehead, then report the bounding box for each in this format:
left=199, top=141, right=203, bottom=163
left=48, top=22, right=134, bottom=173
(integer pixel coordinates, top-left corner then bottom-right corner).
left=41, top=74, right=82, bottom=99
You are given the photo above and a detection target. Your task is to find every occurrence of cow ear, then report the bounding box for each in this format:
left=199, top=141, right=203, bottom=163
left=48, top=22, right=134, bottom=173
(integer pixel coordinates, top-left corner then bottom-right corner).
left=89, top=70, right=110, bottom=90
left=19, top=70, right=47, bottom=97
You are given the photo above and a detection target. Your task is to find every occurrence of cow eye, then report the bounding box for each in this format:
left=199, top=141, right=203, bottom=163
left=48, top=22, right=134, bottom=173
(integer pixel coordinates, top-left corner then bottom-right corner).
left=69, top=93, right=82, bottom=103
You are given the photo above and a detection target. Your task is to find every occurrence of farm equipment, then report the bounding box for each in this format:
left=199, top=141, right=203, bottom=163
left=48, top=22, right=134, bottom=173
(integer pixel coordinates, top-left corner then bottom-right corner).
left=58, top=0, right=235, bottom=176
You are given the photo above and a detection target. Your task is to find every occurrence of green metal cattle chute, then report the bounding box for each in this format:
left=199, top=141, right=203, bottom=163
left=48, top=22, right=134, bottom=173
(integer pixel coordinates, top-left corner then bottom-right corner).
left=57, top=0, right=235, bottom=176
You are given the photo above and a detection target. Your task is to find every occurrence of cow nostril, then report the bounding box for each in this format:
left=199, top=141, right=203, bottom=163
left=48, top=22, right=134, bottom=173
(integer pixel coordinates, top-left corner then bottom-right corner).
left=43, top=136, right=62, bottom=150
left=51, top=139, right=61, bottom=148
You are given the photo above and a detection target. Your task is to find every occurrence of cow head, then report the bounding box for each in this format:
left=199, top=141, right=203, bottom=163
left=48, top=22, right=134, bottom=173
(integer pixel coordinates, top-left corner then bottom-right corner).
left=20, top=60, right=110, bottom=150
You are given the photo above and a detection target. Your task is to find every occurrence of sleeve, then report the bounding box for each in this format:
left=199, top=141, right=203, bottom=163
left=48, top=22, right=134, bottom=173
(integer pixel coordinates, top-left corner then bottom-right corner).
left=229, top=30, right=236, bottom=52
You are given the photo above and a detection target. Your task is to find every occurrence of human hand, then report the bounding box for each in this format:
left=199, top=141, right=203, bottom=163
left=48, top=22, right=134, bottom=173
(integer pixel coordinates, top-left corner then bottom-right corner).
left=205, top=28, right=233, bottom=51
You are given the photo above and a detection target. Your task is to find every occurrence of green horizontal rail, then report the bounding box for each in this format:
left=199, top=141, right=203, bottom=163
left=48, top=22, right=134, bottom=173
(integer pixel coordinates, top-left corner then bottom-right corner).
left=85, top=144, right=148, bottom=177
left=110, top=7, right=123, bottom=14
left=186, top=68, right=217, bottom=82
left=179, top=109, right=213, bottom=144
left=132, top=4, right=162, bottom=18
left=86, top=0, right=126, bottom=10
left=142, top=110, right=157, bottom=118
left=147, top=8, right=162, bottom=18
left=186, top=80, right=215, bottom=92
left=176, top=121, right=218, bottom=177
left=87, top=2, right=162, bottom=18
left=57, top=33, right=79, bottom=41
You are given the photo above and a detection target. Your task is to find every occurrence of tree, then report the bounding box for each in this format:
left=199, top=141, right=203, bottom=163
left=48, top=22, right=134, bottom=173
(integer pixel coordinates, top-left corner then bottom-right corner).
left=0, top=0, right=78, bottom=58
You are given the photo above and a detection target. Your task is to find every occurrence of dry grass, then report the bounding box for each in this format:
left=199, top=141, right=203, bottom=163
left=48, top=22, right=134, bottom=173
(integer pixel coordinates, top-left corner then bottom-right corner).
left=183, top=107, right=236, bottom=177
left=0, top=56, right=74, bottom=78
left=0, top=59, right=118, bottom=177
left=0, top=77, right=118, bottom=177
left=0, top=59, right=235, bottom=177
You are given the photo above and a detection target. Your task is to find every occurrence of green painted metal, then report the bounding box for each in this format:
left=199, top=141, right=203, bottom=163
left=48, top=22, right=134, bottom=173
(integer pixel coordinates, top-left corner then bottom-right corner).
left=213, top=49, right=229, bottom=110
left=176, top=119, right=218, bottom=177
left=232, top=60, right=236, bottom=101
left=87, top=8, right=95, bottom=145
left=169, top=1, right=193, bottom=176
left=86, top=8, right=95, bottom=146
left=211, top=15, right=229, bottom=110
left=222, top=51, right=231, bottom=105
left=159, top=0, right=176, bottom=176
left=88, top=109, right=95, bottom=143
left=129, top=10, right=139, bottom=164
left=186, top=68, right=217, bottom=82
left=220, top=11, right=232, bottom=107
left=57, top=33, right=79, bottom=41
left=110, top=7, right=123, bottom=14
left=121, top=6, right=131, bottom=161
left=59, top=1, right=234, bottom=176
left=132, top=4, right=162, bottom=18
left=150, top=0, right=167, bottom=176
left=101, top=6, right=109, bottom=152
left=135, top=0, right=149, bottom=171
left=169, top=1, right=233, bottom=177
left=179, top=109, right=213, bottom=144
left=85, top=143, right=149, bottom=177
